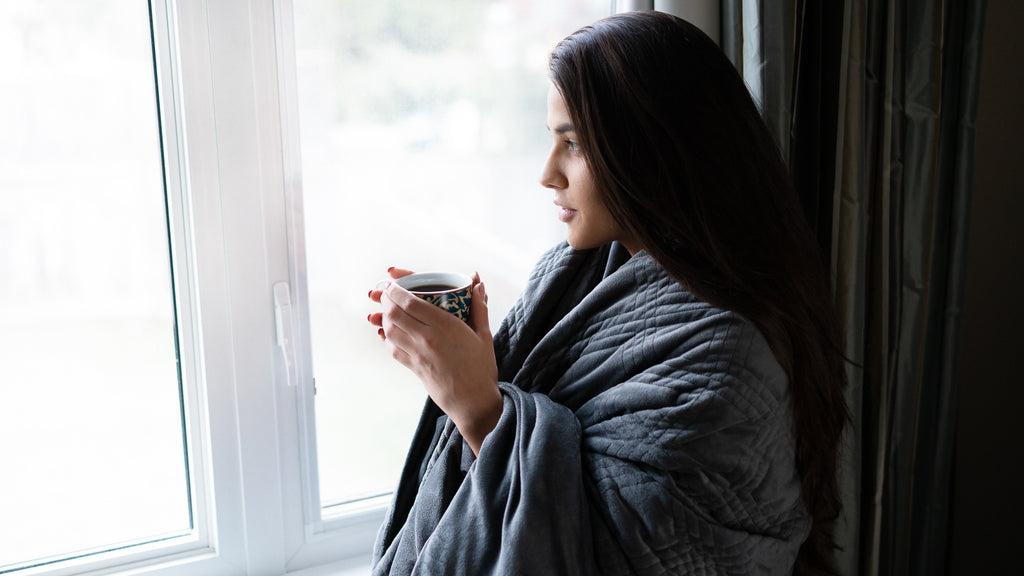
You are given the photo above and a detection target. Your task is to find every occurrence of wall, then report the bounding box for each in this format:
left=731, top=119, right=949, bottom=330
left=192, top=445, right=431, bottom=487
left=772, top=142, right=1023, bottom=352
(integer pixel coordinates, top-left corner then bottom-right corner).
left=950, top=1, right=1024, bottom=574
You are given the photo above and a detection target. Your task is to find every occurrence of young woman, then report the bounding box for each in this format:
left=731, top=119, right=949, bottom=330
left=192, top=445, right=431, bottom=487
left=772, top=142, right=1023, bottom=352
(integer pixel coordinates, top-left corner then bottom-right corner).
left=368, top=11, right=848, bottom=576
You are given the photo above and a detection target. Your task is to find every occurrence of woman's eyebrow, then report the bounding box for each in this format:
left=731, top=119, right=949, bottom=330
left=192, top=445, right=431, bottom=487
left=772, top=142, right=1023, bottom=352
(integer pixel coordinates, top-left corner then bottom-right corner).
left=546, top=123, right=574, bottom=134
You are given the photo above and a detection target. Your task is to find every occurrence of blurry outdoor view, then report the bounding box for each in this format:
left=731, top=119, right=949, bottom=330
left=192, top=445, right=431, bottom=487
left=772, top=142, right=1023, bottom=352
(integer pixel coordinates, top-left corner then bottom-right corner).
left=0, top=1, right=189, bottom=570
left=292, top=0, right=608, bottom=506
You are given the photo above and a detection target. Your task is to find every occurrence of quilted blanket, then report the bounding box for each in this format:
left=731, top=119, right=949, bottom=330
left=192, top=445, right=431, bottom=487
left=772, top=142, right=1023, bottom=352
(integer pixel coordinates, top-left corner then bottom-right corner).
left=372, top=242, right=810, bottom=575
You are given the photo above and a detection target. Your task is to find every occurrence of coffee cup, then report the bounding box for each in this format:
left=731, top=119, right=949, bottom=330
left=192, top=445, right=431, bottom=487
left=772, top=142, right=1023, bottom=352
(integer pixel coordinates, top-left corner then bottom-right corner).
left=393, top=272, right=473, bottom=322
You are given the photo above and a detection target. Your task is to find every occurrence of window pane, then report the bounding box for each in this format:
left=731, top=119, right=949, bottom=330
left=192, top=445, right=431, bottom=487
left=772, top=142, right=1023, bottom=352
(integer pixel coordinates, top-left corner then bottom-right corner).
left=293, top=0, right=608, bottom=506
left=0, top=1, right=189, bottom=569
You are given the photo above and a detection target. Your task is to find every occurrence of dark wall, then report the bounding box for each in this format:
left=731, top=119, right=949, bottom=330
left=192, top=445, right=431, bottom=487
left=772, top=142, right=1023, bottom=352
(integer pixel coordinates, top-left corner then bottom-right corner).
left=950, top=1, right=1024, bottom=574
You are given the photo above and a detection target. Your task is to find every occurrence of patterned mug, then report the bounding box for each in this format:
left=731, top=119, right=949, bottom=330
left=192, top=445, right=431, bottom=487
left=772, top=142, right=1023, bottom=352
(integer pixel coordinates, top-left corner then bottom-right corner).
left=393, top=272, right=473, bottom=323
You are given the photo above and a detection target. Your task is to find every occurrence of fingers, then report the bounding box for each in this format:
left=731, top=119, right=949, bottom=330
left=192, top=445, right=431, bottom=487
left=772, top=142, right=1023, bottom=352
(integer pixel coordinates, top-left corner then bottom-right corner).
left=368, top=289, right=435, bottom=341
left=368, top=267, right=414, bottom=304
left=367, top=265, right=414, bottom=337
left=367, top=274, right=435, bottom=344
left=368, top=268, right=482, bottom=345
left=380, top=315, right=413, bottom=359
left=469, top=279, right=491, bottom=336
left=383, top=282, right=454, bottom=329
left=379, top=283, right=453, bottom=348
left=470, top=271, right=488, bottom=306
left=381, top=321, right=421, bottom=374
left=388, top=266, right=414, bottom=279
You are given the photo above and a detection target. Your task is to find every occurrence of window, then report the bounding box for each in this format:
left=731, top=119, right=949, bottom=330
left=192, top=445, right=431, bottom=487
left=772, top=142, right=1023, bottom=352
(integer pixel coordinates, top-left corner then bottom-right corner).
left=290, top=0, right=605, bottom=512
left=0, top=1, right=192, bottom=571
left=1, top=1, right=609, bottom=574
left=1, top=2, right=249, bottom=573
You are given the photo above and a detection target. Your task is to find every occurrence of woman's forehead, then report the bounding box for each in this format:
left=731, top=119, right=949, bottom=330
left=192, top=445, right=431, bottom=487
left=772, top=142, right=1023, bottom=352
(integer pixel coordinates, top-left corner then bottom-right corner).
left=546, top=83, right=572, bottom=128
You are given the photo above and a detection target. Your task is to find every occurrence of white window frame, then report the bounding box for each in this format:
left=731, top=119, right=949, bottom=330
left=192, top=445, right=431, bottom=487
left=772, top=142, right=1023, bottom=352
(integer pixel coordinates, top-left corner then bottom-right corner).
left=10, top=0, right=378, bottom=574
left=271, top=0, right=392, bottom=569
left=163, top=0, right=386, bottom=571
left=6, top=1, right=248, bottom=574
left=166, top=0, right=386, bottom=572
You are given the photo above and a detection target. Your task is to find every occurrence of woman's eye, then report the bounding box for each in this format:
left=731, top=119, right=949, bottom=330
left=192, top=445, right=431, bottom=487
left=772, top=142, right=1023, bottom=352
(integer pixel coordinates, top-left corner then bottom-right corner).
left=566, top=139, right=580, bottom=151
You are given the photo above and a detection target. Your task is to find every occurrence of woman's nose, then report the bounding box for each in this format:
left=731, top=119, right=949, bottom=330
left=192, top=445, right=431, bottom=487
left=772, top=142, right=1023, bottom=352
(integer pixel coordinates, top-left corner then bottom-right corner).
left=539, top=150, right=567, bottom=190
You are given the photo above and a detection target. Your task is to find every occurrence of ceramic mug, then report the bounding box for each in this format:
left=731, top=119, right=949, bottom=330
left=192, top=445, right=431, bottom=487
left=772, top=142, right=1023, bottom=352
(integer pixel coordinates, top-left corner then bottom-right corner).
left=393, top=272, right=473, bottom=323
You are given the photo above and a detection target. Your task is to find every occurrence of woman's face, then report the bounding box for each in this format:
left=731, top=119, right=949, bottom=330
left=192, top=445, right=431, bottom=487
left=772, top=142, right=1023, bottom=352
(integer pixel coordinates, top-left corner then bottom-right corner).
left=540, top=83, right=637, bottom=254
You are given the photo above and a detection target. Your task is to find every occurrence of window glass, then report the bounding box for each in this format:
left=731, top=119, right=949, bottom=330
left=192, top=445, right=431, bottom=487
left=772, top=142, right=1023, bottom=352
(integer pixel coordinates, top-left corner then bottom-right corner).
left=292, top=0, right=608, bottom=506
left=0, top=1, right=189, bottom=569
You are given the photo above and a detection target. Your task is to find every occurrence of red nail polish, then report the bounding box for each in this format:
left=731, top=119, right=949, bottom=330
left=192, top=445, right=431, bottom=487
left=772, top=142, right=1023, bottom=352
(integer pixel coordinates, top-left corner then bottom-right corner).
left=387, top=266, right=395, bottom=273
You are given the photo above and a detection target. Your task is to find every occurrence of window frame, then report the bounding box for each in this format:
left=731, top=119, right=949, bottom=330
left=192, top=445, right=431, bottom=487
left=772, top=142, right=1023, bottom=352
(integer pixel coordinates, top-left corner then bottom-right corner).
left=167, top=0, right=388, bottom=572
left=7, top=0, right=251, bottom=573
left=167, top=0, right=386, bottom=571
left=5, top=0, right=374, bottom=573
left=271, top=0, right=391, bottom=569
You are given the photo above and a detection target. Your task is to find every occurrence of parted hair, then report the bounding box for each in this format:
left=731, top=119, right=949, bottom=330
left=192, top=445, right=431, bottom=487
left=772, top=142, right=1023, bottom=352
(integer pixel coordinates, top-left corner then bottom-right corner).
left=549, top=11, right=849, bottom=576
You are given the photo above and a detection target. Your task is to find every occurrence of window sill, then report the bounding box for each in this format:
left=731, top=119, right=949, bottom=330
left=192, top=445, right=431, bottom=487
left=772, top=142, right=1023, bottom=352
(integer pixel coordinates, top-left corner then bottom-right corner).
left=287, top=556, right=371, bottom=576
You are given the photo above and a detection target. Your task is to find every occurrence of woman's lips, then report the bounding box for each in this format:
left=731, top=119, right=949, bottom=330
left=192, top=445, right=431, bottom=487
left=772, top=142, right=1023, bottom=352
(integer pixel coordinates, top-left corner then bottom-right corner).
left=555, top=201, right=577, bottom=222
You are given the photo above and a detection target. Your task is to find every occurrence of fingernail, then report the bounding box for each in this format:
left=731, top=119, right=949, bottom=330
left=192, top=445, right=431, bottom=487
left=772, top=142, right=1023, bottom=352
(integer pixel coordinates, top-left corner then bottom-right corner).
left=366, top=313, right=372, bottom=322
left=367, top=289, right=374, bottom=298
left=387, top=266, right=395, bottom=273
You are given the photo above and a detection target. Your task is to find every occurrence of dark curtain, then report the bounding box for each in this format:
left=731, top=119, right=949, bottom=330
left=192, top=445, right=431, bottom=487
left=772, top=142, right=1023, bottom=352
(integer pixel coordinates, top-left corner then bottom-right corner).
left=721, top=1, right=987, bottom=575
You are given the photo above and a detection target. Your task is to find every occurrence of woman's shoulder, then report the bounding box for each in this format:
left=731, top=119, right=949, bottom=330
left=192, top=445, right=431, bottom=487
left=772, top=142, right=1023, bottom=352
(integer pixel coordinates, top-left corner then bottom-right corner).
left=577, top=255, right=795, bottom=458
left=615, top=251, right=789, bottom=399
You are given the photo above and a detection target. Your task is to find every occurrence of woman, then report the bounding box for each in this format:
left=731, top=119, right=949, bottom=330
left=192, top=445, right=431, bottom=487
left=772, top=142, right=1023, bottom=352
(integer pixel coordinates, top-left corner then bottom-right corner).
left=368, top=11, right=848, bottom=576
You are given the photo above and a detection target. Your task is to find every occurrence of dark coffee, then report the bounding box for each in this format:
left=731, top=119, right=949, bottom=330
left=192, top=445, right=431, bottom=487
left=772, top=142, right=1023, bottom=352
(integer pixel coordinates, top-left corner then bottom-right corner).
left=410, top=284, right=457, bottom=293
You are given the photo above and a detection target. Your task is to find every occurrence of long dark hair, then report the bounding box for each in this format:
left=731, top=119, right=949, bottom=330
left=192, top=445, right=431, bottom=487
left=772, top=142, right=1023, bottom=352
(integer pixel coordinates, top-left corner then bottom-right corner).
left=550, top=11, right=849, bottom=575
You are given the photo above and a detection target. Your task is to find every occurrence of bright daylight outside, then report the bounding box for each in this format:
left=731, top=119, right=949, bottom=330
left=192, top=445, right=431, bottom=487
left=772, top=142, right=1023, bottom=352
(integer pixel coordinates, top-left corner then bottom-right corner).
left=292, top=0, right=608, bottom=506
left=0, top=1, right=189, bottom=572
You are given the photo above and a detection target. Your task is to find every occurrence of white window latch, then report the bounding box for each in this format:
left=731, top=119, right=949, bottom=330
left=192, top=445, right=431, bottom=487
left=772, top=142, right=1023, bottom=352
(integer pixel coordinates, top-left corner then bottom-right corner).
left=273, top=282, right=298, bottom=387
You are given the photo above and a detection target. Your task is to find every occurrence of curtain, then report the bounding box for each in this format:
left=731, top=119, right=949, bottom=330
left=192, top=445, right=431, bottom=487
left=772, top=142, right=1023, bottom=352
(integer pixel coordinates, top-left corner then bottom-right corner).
left=721, top=1, right=988, bottom=575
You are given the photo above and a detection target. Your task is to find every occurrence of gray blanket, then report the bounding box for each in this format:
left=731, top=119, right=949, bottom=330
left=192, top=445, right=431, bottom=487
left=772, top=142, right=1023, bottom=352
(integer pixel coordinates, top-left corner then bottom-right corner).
left=372, top=243, right=809, bottom=575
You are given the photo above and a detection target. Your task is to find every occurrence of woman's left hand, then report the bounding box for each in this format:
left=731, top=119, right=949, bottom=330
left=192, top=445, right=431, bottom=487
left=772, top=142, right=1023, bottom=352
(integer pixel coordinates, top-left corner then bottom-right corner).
left=368, top=271, right=502, bottom=456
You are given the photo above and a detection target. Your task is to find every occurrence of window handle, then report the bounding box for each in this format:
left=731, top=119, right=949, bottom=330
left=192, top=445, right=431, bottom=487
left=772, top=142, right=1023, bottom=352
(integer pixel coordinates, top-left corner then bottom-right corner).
left=273, top=282, right=298, bottom=387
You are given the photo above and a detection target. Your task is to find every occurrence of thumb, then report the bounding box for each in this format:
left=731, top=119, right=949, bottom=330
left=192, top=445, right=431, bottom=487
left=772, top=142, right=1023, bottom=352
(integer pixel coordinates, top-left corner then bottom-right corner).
left=469, top=279, right=491, bottom=337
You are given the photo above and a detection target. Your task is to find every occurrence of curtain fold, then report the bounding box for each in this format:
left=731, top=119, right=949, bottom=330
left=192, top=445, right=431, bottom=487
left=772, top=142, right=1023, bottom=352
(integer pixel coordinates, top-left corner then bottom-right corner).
left=720, top=0, right=744, bottom=77
left=748, top=0, right=987, bottom=574
left=758, top=0, right=795, bottom=161
left=898, top=1, right=986, bottom=572
left=789, top=0, right=845, bottom=265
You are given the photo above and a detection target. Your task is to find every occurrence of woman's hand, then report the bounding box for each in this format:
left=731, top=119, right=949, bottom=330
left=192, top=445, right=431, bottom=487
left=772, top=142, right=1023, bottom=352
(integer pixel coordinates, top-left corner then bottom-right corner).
left=367, top=268, right=502, bottom=456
